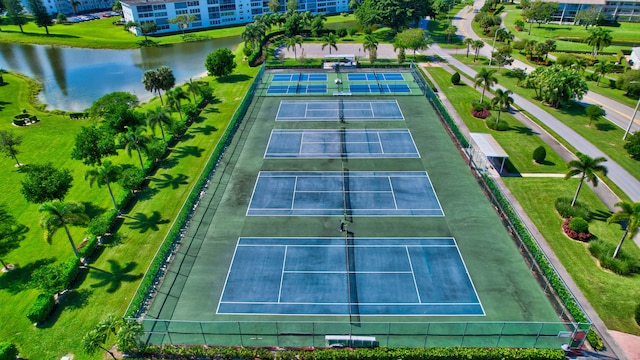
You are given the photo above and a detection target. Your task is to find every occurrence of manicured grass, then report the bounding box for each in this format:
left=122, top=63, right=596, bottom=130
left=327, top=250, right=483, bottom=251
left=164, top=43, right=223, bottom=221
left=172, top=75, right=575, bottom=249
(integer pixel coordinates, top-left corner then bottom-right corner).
left=0, top=51, right=258, bottom=358
left=428, top=8, right=466, bottom=48
left=503, top=177, right=640, bottom=334
left=426, top=66, right=566, bottom=174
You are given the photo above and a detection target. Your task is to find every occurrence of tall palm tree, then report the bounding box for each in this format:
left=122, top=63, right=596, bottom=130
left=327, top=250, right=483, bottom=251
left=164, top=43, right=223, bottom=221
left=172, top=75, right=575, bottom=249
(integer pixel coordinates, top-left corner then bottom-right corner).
left=242, top=21, right=267, bottom=51
left=285, top=35, right=303, bottom=60
left=166, top=88, right=189, bottom=123
left=85, top=160, right=122, bottom=211
left=586, top=27, right=613, bottom=56
left=39, top=201, right=89, bottom=258
left=490, top=88, right=514, bottom=124
left=572, top=57, right=588, bottom=74
left=156, top=66, right=175, bottom=105
left=120, top=126, right=151, bottom=172
left=472, top=39, right=485, bottom=62
left=474, top=68, right=498, bottom=103
left=593, top=60, right=611, bottom=86
left=463, top=37, right=474, bottom=58
left=445, top=24, right=458, bottom=43
left=142, top=70, right=161, bottom=105
left=607, top=201, right=640, bottom=258
left=321, top=33, right=338, bottom=55
left=185, top=78, right=202, bottom=104
left=146, top=106, right=173, bottom=144
left=362, top=34, right=379, bottom=63
left=564, top=152, right=608, bottom=206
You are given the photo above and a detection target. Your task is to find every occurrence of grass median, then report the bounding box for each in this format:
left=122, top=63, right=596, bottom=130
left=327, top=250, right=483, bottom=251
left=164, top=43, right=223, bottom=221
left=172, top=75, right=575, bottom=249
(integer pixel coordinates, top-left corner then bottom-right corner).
left=0, top=50, right=259, bottom=359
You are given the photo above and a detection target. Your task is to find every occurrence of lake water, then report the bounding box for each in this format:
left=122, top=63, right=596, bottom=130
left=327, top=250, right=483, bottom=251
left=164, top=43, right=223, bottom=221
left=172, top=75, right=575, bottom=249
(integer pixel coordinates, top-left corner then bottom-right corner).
left=0, top=35, right=242, bottom=111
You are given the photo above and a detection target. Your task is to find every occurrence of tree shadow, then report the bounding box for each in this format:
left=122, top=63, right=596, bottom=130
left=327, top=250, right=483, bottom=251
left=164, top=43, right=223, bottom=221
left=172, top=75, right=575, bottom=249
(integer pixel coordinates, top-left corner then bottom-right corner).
left=135, top=186, right=160, bottom=202
left=191, top=125, right=218, bottom=136
left=172, top=145, right=204, bottom=158
left=590, top=209, right=613, bottom=222
left=81, top=202, right=107, bottom=220
left=159, top=156, right=180, bottom=170
left=0, top=258, right=56, bottom=294
left=595, top=122, right=617, bottom=132
left=101, top=231, right=126, bottom=248
left=202, top=107, right=220, bottom=114
left=216, top=74, right=252, bottom=84
left=537, top=160, right=557, bottom=166
left=89, top=260, right=143, bottom=293
left=151, top=173, right=189, bottom=189
left=1, top=30, right=80, bottom=39
left=124, top=211, right=169, bottom=233
left=61, top=288, right=94, bottom=311
left=137, top=39, right=160, bottom=47
left=511, top=126, right=539, bottom=136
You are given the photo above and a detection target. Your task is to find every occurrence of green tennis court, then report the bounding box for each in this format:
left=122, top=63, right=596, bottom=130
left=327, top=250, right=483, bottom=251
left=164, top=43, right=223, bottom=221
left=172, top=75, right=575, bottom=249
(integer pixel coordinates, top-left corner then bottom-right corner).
left=138, top=69, right=579, bottom=349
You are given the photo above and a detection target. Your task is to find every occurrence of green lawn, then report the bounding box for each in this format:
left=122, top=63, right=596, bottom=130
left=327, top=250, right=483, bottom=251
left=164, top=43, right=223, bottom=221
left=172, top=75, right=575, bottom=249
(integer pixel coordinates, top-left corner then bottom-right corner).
left=428, top=7, right=466, bottom=48
left=503, top=177, right=640, bottom=334
left=0, top=50, right=259, bottom=359
left=426, top=66, right=566, bottom=174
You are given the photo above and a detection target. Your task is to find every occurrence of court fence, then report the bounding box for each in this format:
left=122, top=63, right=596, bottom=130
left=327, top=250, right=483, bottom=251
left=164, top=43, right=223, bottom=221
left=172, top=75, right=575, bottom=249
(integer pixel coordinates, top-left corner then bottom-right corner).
left=409, top=63, right=593, bottom=347
left=130, top=318, right=590, bottom=349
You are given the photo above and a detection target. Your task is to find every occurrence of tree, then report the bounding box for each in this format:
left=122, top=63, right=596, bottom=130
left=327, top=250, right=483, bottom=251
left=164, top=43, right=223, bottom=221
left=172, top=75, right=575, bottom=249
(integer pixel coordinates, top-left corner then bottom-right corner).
left=286, top=0, right=298, bottom=12
left=82, top=329, right=116, bottom=359
left=169, top=14, right=196, bottom=36
left=119, top=166, right=145, bottom=195
left=607, top=201, right=640, bottom=258
left=268, top=0, right=281, bottom=13
left=624, top=131, right=640, bottom=159
left=283, top=11, right=302, bottom=37
left=142, top=66, right=174, bottom=105
left=564, top=152, right=608, bottom=207
left=185, top=78, right=202, bottom=103
left=492, top=45, right=514, bottom=68
left=242, top=21, right=267, bottom=51
left=472, top=39, right=485, bottom=62
left=395, top=28, right=429, bottom=59
left=321, top=33, right=338, bottom=54
left=310, top=14, right=326, bottom=37
left=124, top=20, right=140, bottom=32
left=490, top=88, right=514, bottom=124
left=4, top=0, right=27, bottom=33
left=0, top=130, right=23, bottom=167
left=112, top=0, right=122, bottom=11
left=39, top=201, right=89, bottom=258
left=362, top=34, right=378, bottom=63
left=593, top=60, right=611, bottom=86
left=205, top=48, right=237, bottom=77
left=116, top=319, right=144, bottom=353
left=120, top=126, right=151, bottom=172
left=83, top=314, right=142, bottom=358
left=393, top=38, right=406, bottom=63
left=495, top=28, right=514, bottom=44
left=617, top=69, right=640, bottom=97
left=586, top=27, right=612, bottom=56
left=285, top=35, right=303, bottom=60
left=474, top=68, right=498, bottom=103
left=572, top=57, right=588, bottom=74
left=0, top=205, right=26, bottom=271
left=89, top=92, right=139, bottom=119
left=146, top=106, right=173, bottom=144
left=20, top=163, right=73, bottom=204
left=27, top=0, right=52, bottom=35
left=71, top=126, right=118, bottom=166
left=523, top=65, right=588, bottom=108
left=524, top=0, right=558, bottom=31
left=355, top=0, right=431, bottom=30
left=574, top=7, right=603, bottom=29
left=140, top=21, right=158, bottom=41
left=85, top=160, right=122, bottom=212
left=463, top=37, right=474, bottom=58
left=585, top=104, right=605, bottom=126
left=445, top=24, right=457, bottom=44
left=166, top=87, right=189, bottom=123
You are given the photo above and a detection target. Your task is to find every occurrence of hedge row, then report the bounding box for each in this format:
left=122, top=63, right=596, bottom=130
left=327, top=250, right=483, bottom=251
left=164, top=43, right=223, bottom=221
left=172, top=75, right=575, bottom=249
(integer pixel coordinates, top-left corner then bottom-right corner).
left=125, top=65, right=266, bottom=318
left=135, top=345, right=565, bottom=360
left=26, top=293, right=55, bottom=324
left=0, top=342, right=18, bottom=360
left=26, top=256, right=81, bottom=324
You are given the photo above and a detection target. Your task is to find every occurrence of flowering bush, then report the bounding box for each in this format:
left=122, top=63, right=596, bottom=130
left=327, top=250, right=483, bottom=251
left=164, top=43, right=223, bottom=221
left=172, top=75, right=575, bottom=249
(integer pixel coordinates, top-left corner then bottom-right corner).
left=562, top=217, right=593, bottom=241
left=471, top=108, right=492, bottom=119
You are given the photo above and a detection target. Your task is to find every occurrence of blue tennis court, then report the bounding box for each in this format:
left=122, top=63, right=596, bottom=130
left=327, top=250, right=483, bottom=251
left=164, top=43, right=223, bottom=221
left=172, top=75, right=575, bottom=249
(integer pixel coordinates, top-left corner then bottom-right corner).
left=276, top=100, right=405, bottom=121
left=265, top=129, right=420, bottom=159
left=347, top=73, right=405, bottom=81
left=349, top=84, right=412, bottom=94
left=272, top=73, right=328, bottom=82
left=267, top=85, right=327, bottom=94
left=217, top=237, right=484, bottom=316
left=247, top=171, right=443, bottom=216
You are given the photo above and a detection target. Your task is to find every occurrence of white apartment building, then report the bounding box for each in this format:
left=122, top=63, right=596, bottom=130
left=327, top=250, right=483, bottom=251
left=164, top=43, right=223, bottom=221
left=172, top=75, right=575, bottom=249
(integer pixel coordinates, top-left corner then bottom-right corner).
left=120, top=0, right=349, bottom=35
left=22, top=0, right=115, bottom=15
left=545, top=0, right=640, bottom=23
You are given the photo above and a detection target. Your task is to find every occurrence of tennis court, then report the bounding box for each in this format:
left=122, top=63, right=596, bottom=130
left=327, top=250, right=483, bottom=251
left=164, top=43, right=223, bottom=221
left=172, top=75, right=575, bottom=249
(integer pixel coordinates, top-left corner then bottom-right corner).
left=247, top=171, right=443, bottom=216
left=264, top=129, right=420, bottom=159
left=349, top=84, right=412, bottom=94
left=217, top=237, right=483, bottom=316
left=267, top=84, right=328, bottom=94
left=347, top=73, right=405, bottom=81
left=272, top=73, right=328, bottom=82
left=276, top=100, right=405, bottom=121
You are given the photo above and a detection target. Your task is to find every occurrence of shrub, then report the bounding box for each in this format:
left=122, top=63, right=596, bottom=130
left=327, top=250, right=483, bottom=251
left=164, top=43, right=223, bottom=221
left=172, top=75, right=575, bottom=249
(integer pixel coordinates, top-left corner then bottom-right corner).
left=562, top=217, right=593, bottom=241
left=451, top=71, right=461, bottom=85
left=88, top=211, right=117, bottom=236
left=569, top=217, right=589, bottom=233
left=635, top=302, right=640, bottom=326
left=0, top=342, right=18, bottom=360
left=26, top=293, right=55, bottom=324
left=587, top=329, right=604, bottom=350
left=78, top=235, right=100, bottom=259
left=32, top=257, right=81, bottom=295
left=183, top=103, right=200, bottom=120
left=471, top=108, right=491, bottom=119
left=119, top=166, right=145, bottom=194
left=471, top=100, right=487, bottom=112
left=336, top=26, right=347, bottom=38
left=348, top=27, right=358, bottom=37
left=486, top=118, right=509, bottom=131
left=533, top=146, right=547, bottom=163
left=624, top=131, right=640, bottom=160
left=554, top=197, right=590, bottom=220
left=589, top=240, right=640, bottom=275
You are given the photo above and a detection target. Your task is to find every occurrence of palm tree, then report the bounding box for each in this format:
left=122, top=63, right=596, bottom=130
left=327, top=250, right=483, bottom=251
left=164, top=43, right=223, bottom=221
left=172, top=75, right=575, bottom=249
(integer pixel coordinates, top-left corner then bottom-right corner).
left=490, top=88, right=514, bottom=124
left=85, top=161, right=122, bottom=211
left=445, top=24, right=458, bottom=43
left=607, top=201, right=640, bottom=258
left=156, top=66, right=175, bottom=105
left=321, top=33, right=338, bottom=54
left=285, top=35, right=303, bottom=60
left=362, top=34, right=379, bottom=63
left=39, top=201, right=89, bottom=258
left=572, top=57, right=588, bottom=74
left=593, top=60, right=611, bottom=86
left=120, top=126, right=151, bottom=172
left=146, top=106, right=173, bottom=144
left=82, top=314, right=120, bottom=359
left=185, top=78, right=202, bottom=103
left=586, top=27, right=613, bottom=56
left=472, top=40, right=485, bottom=62
left=166, top=88, right=189, bottom=123
left=474, top=68, right=498, bottom=103
left=142, top=70, right=161, bottom=105
left=463, top=37, right=474, bottom=58
left=242, top=21, right=267, bottom=51
left=564, top=152, right=608, bottom=207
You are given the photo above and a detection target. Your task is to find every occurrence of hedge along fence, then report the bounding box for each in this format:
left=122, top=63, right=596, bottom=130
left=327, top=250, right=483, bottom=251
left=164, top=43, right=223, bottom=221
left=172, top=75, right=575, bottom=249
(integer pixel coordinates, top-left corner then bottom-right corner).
left=411, top=65, right=591, bottom=337
left=125, top=64, right=266, bottom=318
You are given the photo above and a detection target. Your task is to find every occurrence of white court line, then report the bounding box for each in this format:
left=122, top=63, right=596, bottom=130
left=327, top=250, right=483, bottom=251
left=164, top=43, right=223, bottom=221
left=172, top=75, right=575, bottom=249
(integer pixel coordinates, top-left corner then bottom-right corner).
left=215, top=241, right=241, bottom=314
left=277, top=246, right=287, bottom=303
left=290, top=176, right=298, bottom=210
left=406, top=246, right=422, bottom=304
left=388, top=176, right=399, bottom=210
left=221, top=300, right=481, bottom=306
left=453, top=239, right=486, bottom=316
left=376, top=131, right=384, bottom=154
left=283, top=270, right=414, bottom=274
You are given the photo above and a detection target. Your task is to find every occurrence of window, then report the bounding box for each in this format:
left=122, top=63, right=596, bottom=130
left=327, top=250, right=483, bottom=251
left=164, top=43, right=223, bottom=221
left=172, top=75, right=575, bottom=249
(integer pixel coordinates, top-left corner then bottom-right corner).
left=222, top=17, right=235, bottom=22
left=153, top=4, right=166, bottom=10
left=187, top=1, right=199, bottom=6
left=139, top=12, right=154, bottom=18
left=137, top=5, right=152, bottom=12
left=251, top=8, right=262, bottom=14
left=220, top=4, right=235, bottom=11
left=156, top=17, right=169, bottom=25
left=221, top=10, right=235, bottom=16
left=190, top=8, right=200, bottom=13
left=210, top=19, right=221, bottom=25
left=176, top=9, right=188, bottom=14
left=155, top=12, right=167, bottom=17
left=192, top=21, right=202, bottom=26
left=175, top=2, right=187, bottom=9
left=207, top=0, right=218, bottom=4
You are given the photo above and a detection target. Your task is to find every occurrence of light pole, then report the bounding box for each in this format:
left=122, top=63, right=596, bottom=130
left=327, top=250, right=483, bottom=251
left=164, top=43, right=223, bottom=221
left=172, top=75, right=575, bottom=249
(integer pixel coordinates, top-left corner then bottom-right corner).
left=623, top=81, right=640, bottom=140
left=488, top=28, right=502, bottom=67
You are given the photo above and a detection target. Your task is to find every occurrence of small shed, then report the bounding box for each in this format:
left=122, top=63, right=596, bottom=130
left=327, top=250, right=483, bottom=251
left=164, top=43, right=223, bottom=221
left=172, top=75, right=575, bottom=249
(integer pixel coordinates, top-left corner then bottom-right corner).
left=469, top=133, right=509, bottom=174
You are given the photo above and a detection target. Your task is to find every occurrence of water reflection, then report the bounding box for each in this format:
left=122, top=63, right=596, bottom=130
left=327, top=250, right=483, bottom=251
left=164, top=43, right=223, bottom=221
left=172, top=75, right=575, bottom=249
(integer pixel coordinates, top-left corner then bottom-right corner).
left=0, top=35, right=241, bottom=111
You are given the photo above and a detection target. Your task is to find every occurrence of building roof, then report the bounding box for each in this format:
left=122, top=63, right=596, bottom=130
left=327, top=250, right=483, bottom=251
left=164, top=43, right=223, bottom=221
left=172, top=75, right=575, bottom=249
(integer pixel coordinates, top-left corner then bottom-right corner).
left=469, top=133, right=508, bottom=158
left=544, top=0, right=606, bottom=5
left=122, top=0, right=183, bottom=6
